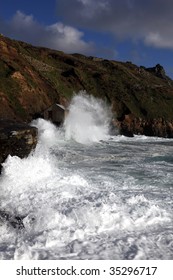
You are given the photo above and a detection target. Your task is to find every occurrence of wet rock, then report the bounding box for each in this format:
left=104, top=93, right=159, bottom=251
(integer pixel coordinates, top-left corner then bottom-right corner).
left=0, top=120, right=38, bottom=170
left=0, top=210, right=25, bottom=230
left=116, top=115, right=173, bottom=138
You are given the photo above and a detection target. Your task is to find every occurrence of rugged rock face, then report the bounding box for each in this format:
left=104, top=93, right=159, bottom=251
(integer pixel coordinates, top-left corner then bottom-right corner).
left=1, top=34, right=173, bottom=137
left=0, top=35, right=61, bottom=122
left=0, top=120, right=37, bottom=172
left=115, top=115, right=173, bottom=138
left=145, top=64, right=168, bottom=80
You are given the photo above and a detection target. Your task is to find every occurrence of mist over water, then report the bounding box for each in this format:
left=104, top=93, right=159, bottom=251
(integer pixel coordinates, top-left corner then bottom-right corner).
left=64, top=93, right=111, bottom=144
left=0, top=93, right=173, bottom=260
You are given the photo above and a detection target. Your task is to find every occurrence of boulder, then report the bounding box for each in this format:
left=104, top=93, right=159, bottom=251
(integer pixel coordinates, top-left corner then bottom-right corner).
left=0, top=120, right=38, bottom=172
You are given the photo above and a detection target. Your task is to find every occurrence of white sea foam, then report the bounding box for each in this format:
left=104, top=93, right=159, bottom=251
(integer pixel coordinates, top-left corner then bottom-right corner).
left=31, top=118, right=65, bottom=148
left=0, top=93, right=173, bottom=260
left=64, top=92, right=111, bottom=144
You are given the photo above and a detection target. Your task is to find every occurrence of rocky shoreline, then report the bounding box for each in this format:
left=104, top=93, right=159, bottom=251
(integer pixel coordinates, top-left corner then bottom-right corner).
left=115, top=116, right=173, bottom=138
left=1, top=35, right=173, bottom=140
left=0, top=120, right=38, bottom=173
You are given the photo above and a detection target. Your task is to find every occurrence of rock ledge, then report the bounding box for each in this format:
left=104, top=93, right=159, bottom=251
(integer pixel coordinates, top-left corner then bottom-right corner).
left=0, top=120, right=38, bottom=172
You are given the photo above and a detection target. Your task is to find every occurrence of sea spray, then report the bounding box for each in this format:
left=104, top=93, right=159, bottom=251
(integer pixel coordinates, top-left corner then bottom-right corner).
left=31, top=118, right=64, bottom=148
left=64, top=92, right=111, bottom=144
left=0, top=93, right=173, bottom=259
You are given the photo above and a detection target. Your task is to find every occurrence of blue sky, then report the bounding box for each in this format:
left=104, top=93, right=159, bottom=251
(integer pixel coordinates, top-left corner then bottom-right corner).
left=1, top=0, right=173, bottom=78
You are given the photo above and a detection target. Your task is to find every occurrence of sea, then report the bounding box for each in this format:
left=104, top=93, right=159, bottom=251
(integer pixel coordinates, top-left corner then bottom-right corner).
left=0, top=93, right=173, bottom=260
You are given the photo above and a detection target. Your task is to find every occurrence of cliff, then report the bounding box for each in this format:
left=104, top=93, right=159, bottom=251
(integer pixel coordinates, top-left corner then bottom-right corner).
left=1, top=34, right=173, bottom=137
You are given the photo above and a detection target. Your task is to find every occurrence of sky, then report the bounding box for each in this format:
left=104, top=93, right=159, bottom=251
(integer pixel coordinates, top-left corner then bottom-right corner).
left=0, top=0, right=173, bottom=78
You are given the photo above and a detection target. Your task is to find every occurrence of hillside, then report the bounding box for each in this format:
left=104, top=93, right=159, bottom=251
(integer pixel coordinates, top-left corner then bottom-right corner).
left=1, top=34, right=173, bottom=137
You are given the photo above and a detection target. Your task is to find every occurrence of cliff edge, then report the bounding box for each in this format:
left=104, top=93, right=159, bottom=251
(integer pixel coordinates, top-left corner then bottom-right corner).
left=1, top=34, right=173, bottom=137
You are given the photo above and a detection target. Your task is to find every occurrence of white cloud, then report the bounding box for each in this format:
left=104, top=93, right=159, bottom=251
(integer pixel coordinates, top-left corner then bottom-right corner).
left=46, top=23, right=94, bottom=53
left=8, top=11, right=42, bottom=42
left=12, top=11, right=35, bottom=27
left=1, top=11, right=95, bottom=55
left=144, top=32, right=173, bottom=49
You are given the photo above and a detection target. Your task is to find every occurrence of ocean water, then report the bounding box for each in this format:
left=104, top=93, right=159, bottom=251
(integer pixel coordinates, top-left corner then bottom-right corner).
left=0, top=93, right=173, bottom=260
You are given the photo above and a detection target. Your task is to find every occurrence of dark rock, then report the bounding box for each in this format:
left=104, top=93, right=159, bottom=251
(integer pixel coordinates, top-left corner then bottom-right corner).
left=0, top=120, right=38, bottom=169
left=0, top=210, right=25, bottom=230
left=116, top=115, right=173, bottom=138
left=0, top=164, right=2, bottom=174
left=61, top=68, right=78, bottom=78
left=119, top=125, right=134, bottom=137
left=145, top=64, right=167, bottom=79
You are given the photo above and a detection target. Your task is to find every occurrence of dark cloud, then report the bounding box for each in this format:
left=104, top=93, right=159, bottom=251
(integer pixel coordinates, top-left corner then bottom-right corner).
left=56, top=0, right=173, bottom=49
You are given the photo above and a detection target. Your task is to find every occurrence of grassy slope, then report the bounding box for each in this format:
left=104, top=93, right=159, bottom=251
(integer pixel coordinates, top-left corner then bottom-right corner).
left=0, top=35, right=173, bottom=135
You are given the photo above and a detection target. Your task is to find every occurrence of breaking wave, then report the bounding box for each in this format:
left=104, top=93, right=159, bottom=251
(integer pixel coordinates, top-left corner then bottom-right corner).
left=64, top=92, right=111, bottom=144
left=0, top=92, right=173, bottom=260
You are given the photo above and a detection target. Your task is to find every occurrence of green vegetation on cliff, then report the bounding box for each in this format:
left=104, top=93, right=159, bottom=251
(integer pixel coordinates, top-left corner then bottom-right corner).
left=0, top=34, right=173, bottom=137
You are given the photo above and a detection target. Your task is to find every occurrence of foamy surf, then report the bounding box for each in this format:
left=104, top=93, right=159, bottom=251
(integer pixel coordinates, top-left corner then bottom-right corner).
left=64, top=92, right=111, bottom=144
left=0, top=93, right=173, bottom=260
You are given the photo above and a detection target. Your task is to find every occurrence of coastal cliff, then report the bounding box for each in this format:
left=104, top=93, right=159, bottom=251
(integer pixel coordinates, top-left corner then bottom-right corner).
left=1, top=34, right=173, bottom=137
